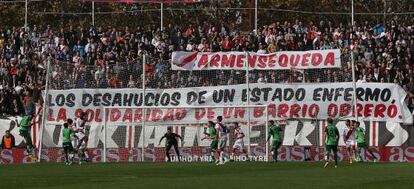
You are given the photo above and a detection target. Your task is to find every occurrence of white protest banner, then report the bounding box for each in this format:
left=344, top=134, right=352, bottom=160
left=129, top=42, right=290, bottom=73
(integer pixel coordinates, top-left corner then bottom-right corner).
left=46, top=82, right=412, bottom=124
left=171, top=49, right=341, bottom=70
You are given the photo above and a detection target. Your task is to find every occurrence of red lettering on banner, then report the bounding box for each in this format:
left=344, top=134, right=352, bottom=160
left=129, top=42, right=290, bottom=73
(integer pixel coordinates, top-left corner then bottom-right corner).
left=85, top=109, right=94, bottom=122
left=210, top=54, right=220, bottom=68
left=134, top=109, right=142, bottom=122
left=325, top=52, right=335, bottom=65
left=123, top=108, right=132, bottom=122
left=311, top=53, right=323, bottom=66
left=356, top=104, right=363, bottom=117
left=47, top=109, right=55, bottom=121
left=207, top=108, right=215, bottom=120
left=258, top=56, right=267, bottom=68
left=309, top=104, right=319, bottom=118
left=145, top=109, right=151, bottom=122
left=277, top=104, right=289, bottom=117
left=223, top=108, right=232, bottom=119
left=364, top=104, right=374, bottom=117
left=339, top=103, right=351, bottom=117
left=195, top=108, right=205, bottom=120
left=174, top=50, right=341, bottom=70
left=387, top=104, right=397, bottom=118
left=268, top=104, right=277, bottom=117
left=405, top=147, right=414, bottom=161
left=278, top=147, right=287, bottom=161
left=234, top=108, right=246, bottom=118
left=164, top=109, right=175, bottom=121
left=197, top=54, right=208, bottom=68
left=388, top=147, right=403, bottom=162
left=301, top=104, right=308, bottom=117
left=0, top=149, right=14, bottom=164
left=268, top=54, right=276, bottom=68
left=291, top=147, right=305, bottom=161
left=278, top=54, right=288, bottom=67
left=75, top=109, right=83, bottom=119
left=253, top=107, right=264, bottom=118
left=175, top=109, right=187, bottom=120
left=152, top=109, right=163, bottom=122
left=301, top=53, right=311, bottom=67
left=290, top=104, right=301, bottom=117
left=95, top=109, right=102, bottom=122
left=56, top=108, right=67, bottom=122
left=374, top=104, right=386, bottom=118
left=290, top=54, right=300, bottom=67
left=248, top=54, right=257, bottom=68
left=110, top=108, right=121, bottom=122
left=221, top=54, right=235, bottom=67
left=327, top=103, right=338, bottom=117
left=236, top=54, right=245, bottom=68
left=4, top=147, right=414, bottom=164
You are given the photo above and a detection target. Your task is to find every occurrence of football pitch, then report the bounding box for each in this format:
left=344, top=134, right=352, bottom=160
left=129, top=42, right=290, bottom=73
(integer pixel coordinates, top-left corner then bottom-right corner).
left=1, top=162, right=413, bottom=189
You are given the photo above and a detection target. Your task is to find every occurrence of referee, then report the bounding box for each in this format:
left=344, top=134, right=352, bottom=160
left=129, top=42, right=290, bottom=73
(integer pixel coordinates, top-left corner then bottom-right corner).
left=159, top=126, right=184, bottom=162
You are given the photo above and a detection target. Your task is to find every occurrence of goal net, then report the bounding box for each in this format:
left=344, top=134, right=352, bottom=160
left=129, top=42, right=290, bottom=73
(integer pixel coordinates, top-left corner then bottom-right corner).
left=102, top=105, right=270, bottom=163
left=39, top=52, right=356, bottom=163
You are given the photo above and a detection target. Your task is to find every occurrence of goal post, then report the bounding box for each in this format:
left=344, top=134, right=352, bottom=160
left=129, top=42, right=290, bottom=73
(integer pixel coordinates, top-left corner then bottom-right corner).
left=102, top=105, right=269, bottom=163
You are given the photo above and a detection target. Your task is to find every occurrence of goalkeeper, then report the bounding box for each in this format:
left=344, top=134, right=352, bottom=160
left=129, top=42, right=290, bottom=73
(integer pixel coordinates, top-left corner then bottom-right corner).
left=15, top=114, right=36, bottom=160
left=267, top=120, right=283, bottom=162
left=62, top=123, right=74, bottom=165
left=159, top=126, right=184, bottom=162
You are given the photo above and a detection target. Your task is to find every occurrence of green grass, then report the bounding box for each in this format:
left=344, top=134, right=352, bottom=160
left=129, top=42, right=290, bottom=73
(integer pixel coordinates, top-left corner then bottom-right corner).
left=1, top=162, right=413, bottom=189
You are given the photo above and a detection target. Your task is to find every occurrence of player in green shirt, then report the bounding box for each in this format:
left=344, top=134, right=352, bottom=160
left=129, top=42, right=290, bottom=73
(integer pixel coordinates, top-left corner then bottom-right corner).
left=15, top=114, right=36, bottom=160
left=203, top=121, right=218, bottom=163
left=324, top=118, right=339, bottom=168
left=62, top=123, right=74, bottom=165
left=355, top=121, right=378, bottom=162
left=267, top=120, right=283, bottom=162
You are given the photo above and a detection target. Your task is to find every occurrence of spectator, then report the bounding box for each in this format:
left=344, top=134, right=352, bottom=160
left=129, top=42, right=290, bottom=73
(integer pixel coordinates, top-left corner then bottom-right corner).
left=1, top=130, right=15, bottom=149
left=2, top=16, right=414, bottom=116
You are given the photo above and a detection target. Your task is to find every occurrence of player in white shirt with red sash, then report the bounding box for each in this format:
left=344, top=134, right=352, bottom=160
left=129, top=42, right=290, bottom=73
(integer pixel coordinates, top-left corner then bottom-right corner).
left=231, top=122, right=249, bottom=161
left=215, top=116, right=230, bottom=165
left=343, top=120, right=357, bottom=164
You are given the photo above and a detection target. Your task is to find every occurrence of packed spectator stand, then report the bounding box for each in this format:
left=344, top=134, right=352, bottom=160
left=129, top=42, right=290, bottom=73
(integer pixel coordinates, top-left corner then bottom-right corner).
left=1, top=16, right=414, bottom=118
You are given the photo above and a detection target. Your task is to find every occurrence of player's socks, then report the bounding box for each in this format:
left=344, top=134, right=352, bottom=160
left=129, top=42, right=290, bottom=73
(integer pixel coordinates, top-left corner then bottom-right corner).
left=69, top=153, right=74, bottom=161
left=223, top=152, right=229, bottom=162
left=84, top=151, right=90, bottom=161
left=210, top=152, right=216, bottom=162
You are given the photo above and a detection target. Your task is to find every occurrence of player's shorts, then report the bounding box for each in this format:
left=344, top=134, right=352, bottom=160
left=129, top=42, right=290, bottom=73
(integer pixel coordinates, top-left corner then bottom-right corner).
left=357, top=142, right=368, bottom=148
left=75, top=133, right=85, bottom=141
left=63, top=142, right=73, bottom=150
left=345, top=140, right=356, bottom=149
left=19, top=130, right=30, bottom=138
left=210, top=140, right=218, bottom=150
left=78, top=141, right=87, bottom=150
left=272, top=141, right=282, bottom=150
left=326, top=145, right=338, bottom=152
left=71, top=139, right=78, bottom=149
left=218, top=137, right=227, bottom=149
left=232, top=139, right=245, bottom=150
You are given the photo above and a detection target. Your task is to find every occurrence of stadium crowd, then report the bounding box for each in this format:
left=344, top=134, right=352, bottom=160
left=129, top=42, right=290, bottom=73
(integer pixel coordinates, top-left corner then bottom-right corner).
left=1, top=17, right=414, bottom=116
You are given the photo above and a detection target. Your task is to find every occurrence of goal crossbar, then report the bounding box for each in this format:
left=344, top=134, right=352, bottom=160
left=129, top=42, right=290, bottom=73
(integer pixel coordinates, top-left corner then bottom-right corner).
left=102, top=105, right=269, bottom=163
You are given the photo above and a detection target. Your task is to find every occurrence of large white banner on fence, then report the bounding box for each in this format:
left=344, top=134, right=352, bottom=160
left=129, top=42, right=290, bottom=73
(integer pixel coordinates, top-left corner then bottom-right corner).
left=171, top=49, right=341, bottom=70
left=46, top=82, right=412, bottom=124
